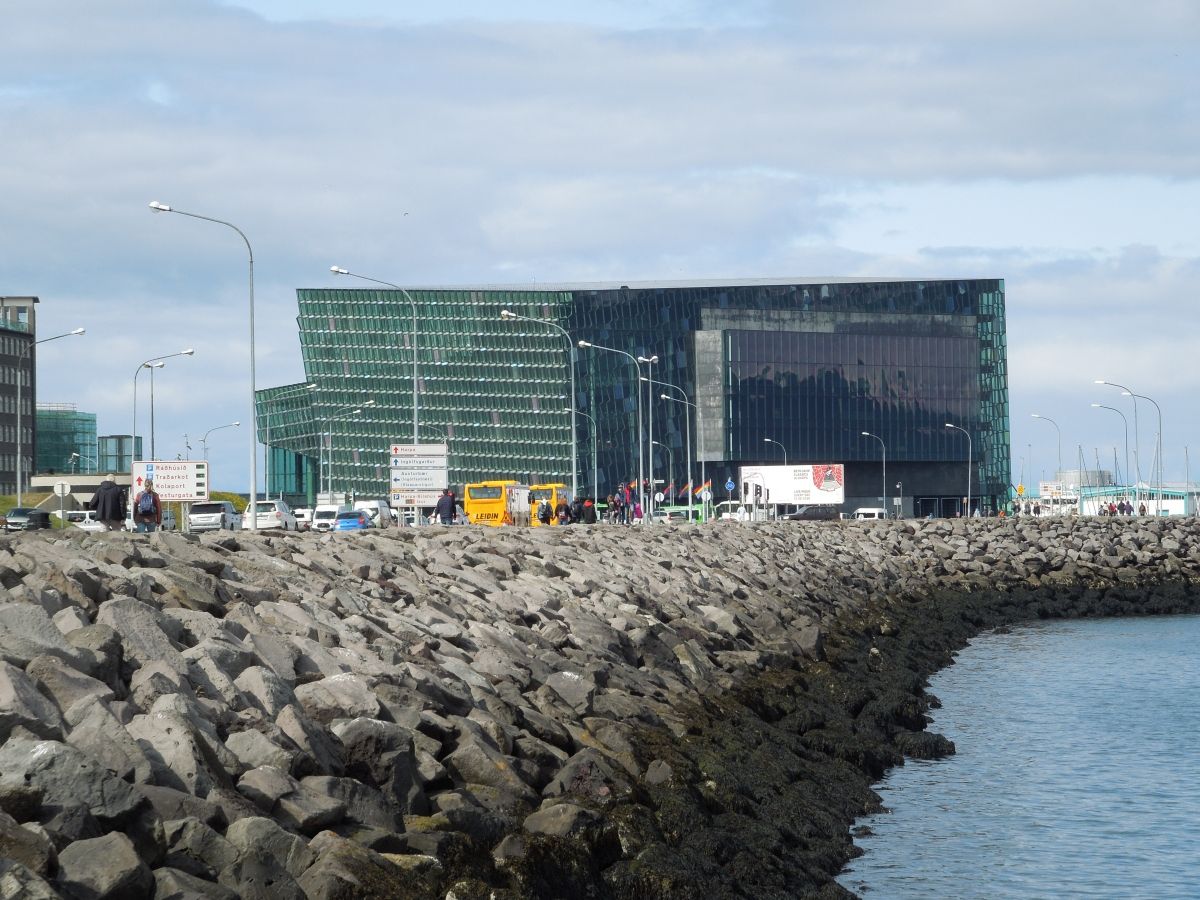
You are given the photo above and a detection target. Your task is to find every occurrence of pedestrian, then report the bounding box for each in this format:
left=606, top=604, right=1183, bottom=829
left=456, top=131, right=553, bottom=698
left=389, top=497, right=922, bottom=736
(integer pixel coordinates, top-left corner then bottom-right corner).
left=555, top=497, right=570, bottom=525
left=1139, top=502, right=1147, bottom=516
left=632, top=500, right=643, bottom=524
left=433, top=488, right=456, bottom=525
left=87, top=473, right=127, bottom=531
left=536, top=496, right=553, bottom=525
left=570, top=496, right=584, bottom=524
left=582, top=497, right=597, bottom=524
left=132, top=479, right=162, bottom=533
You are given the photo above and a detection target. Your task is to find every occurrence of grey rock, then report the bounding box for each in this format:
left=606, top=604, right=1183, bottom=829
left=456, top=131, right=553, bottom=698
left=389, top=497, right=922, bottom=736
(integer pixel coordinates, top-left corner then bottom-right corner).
left=95, top=598, right=188, bottom=677
left=64, top=699, right=155, bottom=784
left=217, top=855, right=307, bottom=900
left=236, top=766, right=346, bottom=835
left=0, top=602, right=87, bottom=669
left=224, top=815, right=315, bottom=879
left=26, top=653, right=114, bottom=712
left=56, top=831, right=155, bottom=900
left=152, top=867, right=240, bottom=900
left=129, top=661, right=195, bottom=712
left=134, top=785, right=227, bottom=830
left=125, top=711, right=236, bottom=798
left=275, top=704, right=344, bottom=776
left=0, top=809, right=55, bottom=876
left=543, top=747, right=633, bottom=807
left=52, top=606, right=91, bottom=635
left=0, top=859, right=60, bottom=900
left=162, top=817, right=239, bottom=880
left=225, top=729, right=297, bottom=773
left=63, top=624, right=123, bottom=688
left=300, top=775, right=403, bottom=830
left=523, top=801, right=600, bottom=837
left=442, top=730, right=537, bottom=806
left=233, top=665, right=296, bottom=717
left=293, top=672, right=380, bottom=725
left=297, top=832, right=410, bottom=900
left=0, top=660, right=63, bottom=742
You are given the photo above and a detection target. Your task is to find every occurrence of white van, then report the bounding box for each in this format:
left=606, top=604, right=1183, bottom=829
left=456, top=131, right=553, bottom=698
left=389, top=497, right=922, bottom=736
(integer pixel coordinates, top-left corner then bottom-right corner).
left=312, top=504, right=351, bottom=533
left=353, top=499, right=393, bottom=529
left=851, top=507, right=888, bottom=520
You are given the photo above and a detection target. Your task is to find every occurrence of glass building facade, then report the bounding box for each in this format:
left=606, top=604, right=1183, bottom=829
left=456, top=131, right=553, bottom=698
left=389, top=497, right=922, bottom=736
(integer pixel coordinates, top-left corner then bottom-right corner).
left=261, top=277, right=1009, bottom=515
left=35, top=404, right=98, bottom=475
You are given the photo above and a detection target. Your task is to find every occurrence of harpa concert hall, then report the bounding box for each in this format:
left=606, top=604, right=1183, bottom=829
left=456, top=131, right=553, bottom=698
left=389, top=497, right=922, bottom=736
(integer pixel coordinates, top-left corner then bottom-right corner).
left=259, top=277, right=1009, bottom=518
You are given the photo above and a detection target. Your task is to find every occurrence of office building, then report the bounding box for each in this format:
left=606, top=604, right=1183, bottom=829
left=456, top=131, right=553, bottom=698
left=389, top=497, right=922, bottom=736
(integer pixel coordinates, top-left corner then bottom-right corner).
left=260, top=277, right=1009, bottom=516
left=35, top=404, right=97, bottom=476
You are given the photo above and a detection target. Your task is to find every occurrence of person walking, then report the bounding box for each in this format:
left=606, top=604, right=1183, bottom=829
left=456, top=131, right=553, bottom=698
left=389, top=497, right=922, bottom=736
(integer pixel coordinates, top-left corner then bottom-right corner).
left=433, top=489, right=456, bottom=525
left=582, top=497, right=597, bottom=524
left=88, top=474, right=127, bottom=531
left=132, top=479, right=162, bottom=533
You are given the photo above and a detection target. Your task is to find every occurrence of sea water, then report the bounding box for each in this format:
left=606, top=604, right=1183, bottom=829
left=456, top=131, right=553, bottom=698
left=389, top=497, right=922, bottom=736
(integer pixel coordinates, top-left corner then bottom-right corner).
left=837, top=614, right=1200, bottom=898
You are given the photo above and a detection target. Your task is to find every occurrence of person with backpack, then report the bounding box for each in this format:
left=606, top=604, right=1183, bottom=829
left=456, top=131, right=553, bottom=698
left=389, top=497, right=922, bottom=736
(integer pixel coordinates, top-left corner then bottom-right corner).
left=133, top=479, right=162, bottom=533
left=536, top=498, right=553, bottom=526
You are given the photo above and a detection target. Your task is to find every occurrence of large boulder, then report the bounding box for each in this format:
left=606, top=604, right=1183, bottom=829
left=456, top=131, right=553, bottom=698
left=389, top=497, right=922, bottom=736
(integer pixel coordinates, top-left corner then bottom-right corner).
left=55, top=831, right=155, bottom=900
left=0, top=661, right=63, bottom=743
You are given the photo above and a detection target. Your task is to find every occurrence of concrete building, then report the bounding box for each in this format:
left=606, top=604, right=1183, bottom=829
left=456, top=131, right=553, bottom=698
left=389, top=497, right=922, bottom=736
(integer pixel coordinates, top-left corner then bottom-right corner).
left=258, top=277, right=1010, bottom=516
left=0, top=296, right=39, bottom=497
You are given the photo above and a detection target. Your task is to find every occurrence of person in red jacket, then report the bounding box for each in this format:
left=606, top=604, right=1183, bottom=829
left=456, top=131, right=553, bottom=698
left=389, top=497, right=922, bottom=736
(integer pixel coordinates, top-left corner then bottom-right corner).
left=132, top=480, right=163, bottom=533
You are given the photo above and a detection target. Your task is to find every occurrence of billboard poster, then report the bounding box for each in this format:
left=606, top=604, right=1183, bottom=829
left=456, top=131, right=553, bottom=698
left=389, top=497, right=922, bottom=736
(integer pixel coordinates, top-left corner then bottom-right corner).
left=738, top=463, right=845, bottom=505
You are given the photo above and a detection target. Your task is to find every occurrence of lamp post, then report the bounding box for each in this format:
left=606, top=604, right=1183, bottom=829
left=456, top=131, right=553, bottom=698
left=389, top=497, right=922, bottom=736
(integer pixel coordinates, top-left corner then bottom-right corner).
left=660, top=392, right=703, bottom=521
left=651, top=439, right=674, bottom=509
left=323, top=400, right=376, bottom=496
left=564, top=407, right=598, bottom=500
left=637, top=355, right=659, bottom=518
left=1122, top=390, right=1163, bottom=516
left=1095, top=380, right=1141, bottom=506
left=861, top=432, right=887, bottom=514
left=16, top=327, right=85, bottom=506
left=330, top=267, right=419, bottom=445
left=641, top=375, right=695, bottom=519
left=132, top=349, right=194, bottom=466
left=578, top=340, right=643, bottom=515
left=1030, top=414, right=1062, bottom=481
left=201, top=422, right=241, bottom=461
left=1091, top=403, right=1131, bottom=500
left=501, top=310, right=577, bottom=496
left=763, top=437, right=787, bottom=466
left=147, top=362, right=166, bottom=460
left=896, top=481, right=904, bottom=518
left=69, top=452, right=94, bottom=474
left=945, top=423, right=972, bottom=516
left=150, top=201, right=257, bottom=527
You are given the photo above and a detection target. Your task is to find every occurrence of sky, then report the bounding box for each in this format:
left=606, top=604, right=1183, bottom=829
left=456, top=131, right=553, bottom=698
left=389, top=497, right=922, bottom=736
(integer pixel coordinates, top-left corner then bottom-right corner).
left=3, top=0, right=1198, bottom=493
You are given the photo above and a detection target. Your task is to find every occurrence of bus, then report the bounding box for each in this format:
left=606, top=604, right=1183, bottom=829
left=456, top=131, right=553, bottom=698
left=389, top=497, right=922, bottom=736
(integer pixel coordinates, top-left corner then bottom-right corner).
left=529, top=483, right=572, bottom=526
left=463, top=480, right=530, bottom=526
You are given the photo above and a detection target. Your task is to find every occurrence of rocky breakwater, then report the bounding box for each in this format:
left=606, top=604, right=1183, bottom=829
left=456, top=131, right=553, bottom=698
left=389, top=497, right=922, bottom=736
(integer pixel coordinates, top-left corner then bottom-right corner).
left=0, top=517, right=1197, bottom=899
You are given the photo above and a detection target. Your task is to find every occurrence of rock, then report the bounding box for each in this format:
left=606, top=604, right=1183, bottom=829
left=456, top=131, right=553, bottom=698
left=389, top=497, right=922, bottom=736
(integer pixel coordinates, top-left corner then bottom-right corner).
left=0, top=602, right=88, bottom=669
left=0, top=810, right=56, bottom=876
left=217, top=855, right=307, bottom=900
left=152, top=867, right=240, bottom=900
left=275, top=705, right=344, bottom=777
left=225, top=729, right=297, bottom=773
left=293, top=672, right=380, bottom=724
left=0, top=661, right=63, bottom=742
left=300, top=775, right=403, bottom=830
left=236, top=766, right=346, bottom=835
left=55, top=831, right=155, bottom=900
left=125, top=711, right=236, bottom=798
left=233, top=665, right=296, bottom=718
left=26, top=653, right=115, bottom=712
left=134, top=785, right=227, bottom=830
left=224, top=815, right=315, bottom=879
left=162, top=817, right=239, bottom=880
left=63, top=624, right=124, bottom=689
left=0, top=859, right=60, bottom=900
left=523, top=801, right=600, bottom=837
left=297, top=832, right=412, bottom=900
left=442, top=730, right=538, bottom=806
left=95, top=598, right=188, bottom=677
left=543, top=748, right=633, bottom=807
left=64, top=700, right=155, bottom=784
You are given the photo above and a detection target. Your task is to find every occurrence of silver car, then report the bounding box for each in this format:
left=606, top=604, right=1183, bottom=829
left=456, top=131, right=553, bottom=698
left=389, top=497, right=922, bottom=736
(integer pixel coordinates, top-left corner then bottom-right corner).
left=188, top=501, right=242, bottom=532
left=240, top=499, right=298, bottom=531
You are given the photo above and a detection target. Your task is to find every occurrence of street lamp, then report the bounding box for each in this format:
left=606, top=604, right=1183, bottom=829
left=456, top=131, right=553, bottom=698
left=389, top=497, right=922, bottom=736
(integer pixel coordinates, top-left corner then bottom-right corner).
left=16, top=327, right=85, bottom=506
left=637, top=356, right=659, bottom=518
left=323, top=400, right=376, bottom=496
left=150, top=200, right=257, bottom=526
left=945, top=423, right=972, bottom=516
left=1030, top=414, right=1062, bottom=481
left=133, top=349, right=194, bottom=465
left=895, top=481, right=904, bottom=518
left=651, top=439, right=674, bottom=507
left=1121, top=390, right=1163, bottom=515
left=763, top=437, right=787, bottom=466
left=1096, top=380, right=1162, bottom=514
left=578, top=340, right=643, bottom=514
left=564, top=407, right=598, bottom=500
left=861, top=432, right=886, bottom=513
left=146, top=362, right=166, bottom=460
left=330, top=267, right=419, bottom=445
left=201, top=422, right=241, bottom=461
left=68, top=452, right=95, bottom=474
left=660, top=392, right=703, bottom=520
left=501, top=310, right=577, bottom=496
left=1091, top=403, right=1131, bottom=500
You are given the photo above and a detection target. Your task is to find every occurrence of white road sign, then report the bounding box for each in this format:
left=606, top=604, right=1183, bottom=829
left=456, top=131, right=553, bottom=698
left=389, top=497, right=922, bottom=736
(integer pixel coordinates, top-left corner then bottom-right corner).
left=390, top=489, right=444, bottom=507
left=132, top=460, right=210, bottom=502
left=390, top=443, right=448, bottom=498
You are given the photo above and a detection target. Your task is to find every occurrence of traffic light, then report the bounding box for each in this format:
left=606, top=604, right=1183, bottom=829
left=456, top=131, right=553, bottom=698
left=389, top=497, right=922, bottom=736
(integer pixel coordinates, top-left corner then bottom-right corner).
left=743, top=482, right=750, bottom=498
left=753, top=484, right=762, bottom=500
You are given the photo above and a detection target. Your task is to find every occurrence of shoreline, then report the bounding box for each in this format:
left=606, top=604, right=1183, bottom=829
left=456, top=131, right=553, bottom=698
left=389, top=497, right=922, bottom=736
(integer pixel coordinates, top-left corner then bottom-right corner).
left=0, top=517, right=1196, bottom=898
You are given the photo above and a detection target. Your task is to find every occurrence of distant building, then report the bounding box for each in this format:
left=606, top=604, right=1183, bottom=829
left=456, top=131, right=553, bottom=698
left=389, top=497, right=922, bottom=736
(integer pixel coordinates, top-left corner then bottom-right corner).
left=98, top=435, right=142, bottom=475
left=258, top=277, right=1009, bottom=516
left=0, top=296, right=38, bottom=496
left=35, top=403, right=98, bottom=475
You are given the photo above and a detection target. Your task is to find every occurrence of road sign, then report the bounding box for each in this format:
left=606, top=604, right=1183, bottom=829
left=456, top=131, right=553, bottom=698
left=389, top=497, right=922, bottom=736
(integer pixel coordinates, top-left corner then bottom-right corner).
left=700, top=489, right=712, bottom=502
left=654, top=491, right=664, bottom=503
left=390, top=443, right=448, bottom=499
left=1017, top=483, right=1025, bottom=496
left=53, top=481, right=71, bottom=497
left=132, top=461, right=209, bottom=502
left=725, top=479, right=736, bottom=492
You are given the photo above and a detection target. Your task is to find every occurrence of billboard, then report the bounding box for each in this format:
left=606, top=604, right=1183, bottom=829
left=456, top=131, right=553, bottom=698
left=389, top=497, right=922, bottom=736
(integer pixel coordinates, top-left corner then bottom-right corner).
left=737, top=463, right=845, bottom=505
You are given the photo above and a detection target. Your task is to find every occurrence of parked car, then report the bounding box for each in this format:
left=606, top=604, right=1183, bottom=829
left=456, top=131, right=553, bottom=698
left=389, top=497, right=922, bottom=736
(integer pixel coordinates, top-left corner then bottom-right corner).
left=241, top=499, right=298, bottom=531
left=293, top=508, right=313, bottom=531
left=353, top=499, right=393, bottom=529
left=785, top=505, right=840, bottom=521
left=3, top=507, right=36, bottom=531
left=332, top=510, right=373, bottom=532
left=851, top=507, right=888, bottom=520
left=311, top=504, right=351, bottom=533
left=187, top=500, right=242, bottom=532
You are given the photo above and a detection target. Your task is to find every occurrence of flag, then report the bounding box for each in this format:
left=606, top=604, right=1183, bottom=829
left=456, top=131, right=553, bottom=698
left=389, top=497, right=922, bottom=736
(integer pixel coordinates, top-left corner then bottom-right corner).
left=693, top=479, right=711, bottom=496
left=678, top=480, right=691, bottom=497
left=664, top=481, right=675, bottom=496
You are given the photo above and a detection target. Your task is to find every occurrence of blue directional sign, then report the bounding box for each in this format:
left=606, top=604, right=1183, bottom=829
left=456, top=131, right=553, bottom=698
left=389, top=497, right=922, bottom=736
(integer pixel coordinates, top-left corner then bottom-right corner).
left=725, top=479, right=736, bottom=492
